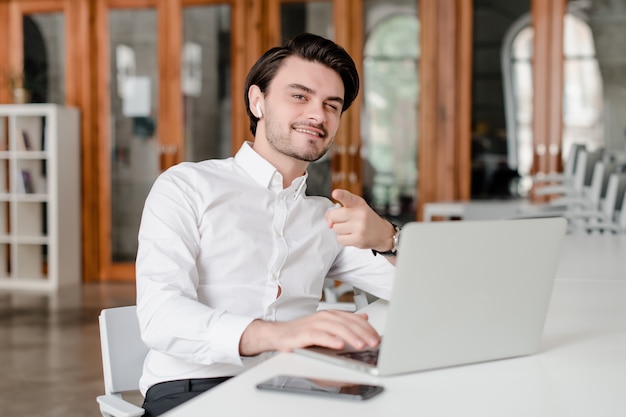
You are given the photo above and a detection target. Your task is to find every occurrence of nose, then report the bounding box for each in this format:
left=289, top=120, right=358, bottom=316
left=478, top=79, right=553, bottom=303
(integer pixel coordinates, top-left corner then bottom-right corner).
left=305, top=100, right=326, bottom=123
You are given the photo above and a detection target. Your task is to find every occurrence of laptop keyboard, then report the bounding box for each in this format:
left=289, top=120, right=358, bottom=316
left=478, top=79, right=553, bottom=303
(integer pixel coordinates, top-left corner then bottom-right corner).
left=337, top=348, right=380, bottom=366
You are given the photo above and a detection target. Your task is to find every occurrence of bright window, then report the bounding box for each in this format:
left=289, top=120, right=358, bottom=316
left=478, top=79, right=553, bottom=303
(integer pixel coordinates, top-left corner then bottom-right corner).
left=502, top=13, right=604, bottom=195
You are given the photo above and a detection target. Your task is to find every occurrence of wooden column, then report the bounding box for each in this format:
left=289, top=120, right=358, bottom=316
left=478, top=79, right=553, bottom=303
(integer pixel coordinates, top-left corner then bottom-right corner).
left=158, top=0, right=182, bottom=168
left=334, top=0, right=363, bottom=195
left=417, top=0, right=473, bottom=219
left=531, top=0, right=565, bottom=200
left=231, top=0, right=251, bottom=152
left=0, top=2, right=9, bottom=103
left=65, top=0, right=99, bottom=282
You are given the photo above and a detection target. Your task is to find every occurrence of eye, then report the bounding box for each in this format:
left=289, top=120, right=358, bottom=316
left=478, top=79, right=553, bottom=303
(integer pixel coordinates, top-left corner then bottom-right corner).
left=292, top=94, right=306, bottom=101
left=326, top=103, right=340, bottom=112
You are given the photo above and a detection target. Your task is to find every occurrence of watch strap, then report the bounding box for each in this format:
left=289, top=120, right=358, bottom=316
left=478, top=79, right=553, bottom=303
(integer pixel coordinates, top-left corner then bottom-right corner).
left=371, top=222, right=400, bottom=257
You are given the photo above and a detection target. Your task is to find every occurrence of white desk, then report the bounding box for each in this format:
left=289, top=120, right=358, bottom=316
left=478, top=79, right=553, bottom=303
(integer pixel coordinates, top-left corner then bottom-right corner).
left=423, top=199, right=534, bottom=221
left=164, top=240, right=626, bottom=417
left=421, top=199, right=584, bottom=222
left=556, top=234, right=626, bottom=281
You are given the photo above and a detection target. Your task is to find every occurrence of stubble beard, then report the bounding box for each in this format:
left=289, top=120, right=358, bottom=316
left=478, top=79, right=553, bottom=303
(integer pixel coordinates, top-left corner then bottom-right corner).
left=266, top=120, right=334, bottom=163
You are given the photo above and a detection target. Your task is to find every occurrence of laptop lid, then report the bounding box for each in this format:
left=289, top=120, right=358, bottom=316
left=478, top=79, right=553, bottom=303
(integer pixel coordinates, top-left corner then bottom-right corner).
left=297, top=217, right=567, bottom=376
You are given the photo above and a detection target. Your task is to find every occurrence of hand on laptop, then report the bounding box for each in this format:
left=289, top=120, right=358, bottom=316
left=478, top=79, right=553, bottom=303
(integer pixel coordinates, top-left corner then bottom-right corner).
left=325, top=189, right=396, bottom=254
left=239, top=310, right=381, bottom=356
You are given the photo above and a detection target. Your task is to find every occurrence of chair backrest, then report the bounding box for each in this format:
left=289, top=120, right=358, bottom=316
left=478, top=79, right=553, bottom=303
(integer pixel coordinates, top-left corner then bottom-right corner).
left=600, top=161, right=618, bottom=198
left=99, top=306, right=148, bottom=396
left=564, top=143, right=585, bottom=178
left=583, top=149, right=604, bottom=186
left=570, top=149, right=589, bottom=195
left=585, top=160, right=606, bottom=208
left=615, top=174, right=626, bottom=232
left=600, top=173, right=624, bottom=220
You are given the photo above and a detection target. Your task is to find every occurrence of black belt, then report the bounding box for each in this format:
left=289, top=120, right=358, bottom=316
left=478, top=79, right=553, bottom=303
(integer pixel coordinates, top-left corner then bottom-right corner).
left=145, top=377, right=232, bottom=402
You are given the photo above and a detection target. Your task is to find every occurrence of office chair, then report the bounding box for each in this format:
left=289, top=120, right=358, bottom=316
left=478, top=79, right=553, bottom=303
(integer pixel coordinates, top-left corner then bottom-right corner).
left=533, top=148, right=593, bottom=197
left=583, top=173, right=626, bottom=234
left=550, top=159, right=614, bottom=210
left=531, top=143, right=584, bottom=186
left=320, top=279, right=370, bottom=311
left=514, top=158, right=615, bottom=228
left=97, top=306, right=147, bottom=417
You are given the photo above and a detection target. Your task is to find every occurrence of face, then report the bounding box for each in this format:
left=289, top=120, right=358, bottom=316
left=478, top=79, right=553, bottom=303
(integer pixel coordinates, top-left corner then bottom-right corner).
left=258, top=56, right=345, bottom=163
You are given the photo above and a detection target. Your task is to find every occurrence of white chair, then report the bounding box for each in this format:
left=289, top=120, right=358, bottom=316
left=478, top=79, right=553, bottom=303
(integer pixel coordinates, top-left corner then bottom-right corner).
left=533, top=148, right=592, bottom=197
left=320, top=279, right=370, bottom=312
left=550, top=159, right=613, bottom=210
left=531, top=143, right=584, bottom=185
left=514, top=158, right=602, bottom=221
left=583, top=173, right=626, bottom=234
left=97, top=306, right=147, bottom=417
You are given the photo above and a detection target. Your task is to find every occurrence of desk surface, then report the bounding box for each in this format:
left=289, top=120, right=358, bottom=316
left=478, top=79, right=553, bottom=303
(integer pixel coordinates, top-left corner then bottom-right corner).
left=164, top=237, right=626, bottom=417
left=164, top=279, right=626, bottom=417
left=556, top=234, right=626, bottom=281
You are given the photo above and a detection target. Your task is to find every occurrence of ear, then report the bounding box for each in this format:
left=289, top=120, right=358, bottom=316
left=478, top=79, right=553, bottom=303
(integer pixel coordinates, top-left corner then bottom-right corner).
left=248, top=85, right=264, bottom=118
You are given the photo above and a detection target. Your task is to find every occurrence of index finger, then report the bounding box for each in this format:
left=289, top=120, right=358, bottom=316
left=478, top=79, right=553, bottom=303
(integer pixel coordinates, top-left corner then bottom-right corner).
left=331, top=189, right=362, bottom=208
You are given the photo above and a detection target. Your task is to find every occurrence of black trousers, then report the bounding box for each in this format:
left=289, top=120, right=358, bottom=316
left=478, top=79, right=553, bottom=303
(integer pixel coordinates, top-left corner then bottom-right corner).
left=142, top=377, right=232, bottom=417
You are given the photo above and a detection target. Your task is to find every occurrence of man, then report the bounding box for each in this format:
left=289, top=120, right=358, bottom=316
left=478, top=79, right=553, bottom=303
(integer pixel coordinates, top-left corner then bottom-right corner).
left=136, top=33, right=399, bottom=416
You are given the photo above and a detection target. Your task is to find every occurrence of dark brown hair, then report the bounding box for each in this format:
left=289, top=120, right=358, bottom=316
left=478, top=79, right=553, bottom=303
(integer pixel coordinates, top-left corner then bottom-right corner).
left=244, top=32, right=360, bottom=135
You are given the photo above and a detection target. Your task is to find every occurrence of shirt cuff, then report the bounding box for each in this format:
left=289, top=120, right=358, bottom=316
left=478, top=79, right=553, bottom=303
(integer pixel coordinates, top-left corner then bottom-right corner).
left=209, top=312, right=256, bottom=366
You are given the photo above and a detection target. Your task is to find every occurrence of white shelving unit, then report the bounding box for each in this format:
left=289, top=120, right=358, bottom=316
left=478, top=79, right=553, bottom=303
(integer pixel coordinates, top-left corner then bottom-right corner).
left=0, top=104, right=81, bottom=291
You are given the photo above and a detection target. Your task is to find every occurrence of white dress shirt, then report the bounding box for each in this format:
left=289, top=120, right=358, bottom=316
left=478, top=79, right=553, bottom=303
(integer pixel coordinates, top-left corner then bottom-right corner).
left=136, top=142, right=395, bottom=395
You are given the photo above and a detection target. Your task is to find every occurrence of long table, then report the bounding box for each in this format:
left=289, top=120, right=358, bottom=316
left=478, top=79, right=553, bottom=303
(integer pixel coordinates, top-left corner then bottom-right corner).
left=164, top=234, right=626, bottom=417
left=556, top=234, right=626, bottom=280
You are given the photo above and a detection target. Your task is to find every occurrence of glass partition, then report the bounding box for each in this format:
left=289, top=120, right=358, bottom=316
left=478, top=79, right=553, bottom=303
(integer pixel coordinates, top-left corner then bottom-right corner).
left=280, top=1, right=333, bottom=43
left=22, top=13, right=65, bottom=104
left=182, top=5, right=232, bottom=162
left=362, top=1, right=418, bottom=224
left=108, top=9, right=159, bottom=262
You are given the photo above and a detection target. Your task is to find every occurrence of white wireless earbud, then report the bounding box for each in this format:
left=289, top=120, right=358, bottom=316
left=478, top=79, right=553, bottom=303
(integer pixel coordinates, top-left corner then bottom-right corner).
left=256, top=103, right=263, bottom=118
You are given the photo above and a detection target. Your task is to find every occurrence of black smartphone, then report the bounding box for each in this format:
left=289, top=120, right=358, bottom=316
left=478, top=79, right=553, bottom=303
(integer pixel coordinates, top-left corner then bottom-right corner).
left=256, top=375, right=384, bottom=401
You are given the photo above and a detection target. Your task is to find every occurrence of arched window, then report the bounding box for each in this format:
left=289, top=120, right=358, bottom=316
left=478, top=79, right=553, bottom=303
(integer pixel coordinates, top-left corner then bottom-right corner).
left=502, top=12, right=603, bottom=195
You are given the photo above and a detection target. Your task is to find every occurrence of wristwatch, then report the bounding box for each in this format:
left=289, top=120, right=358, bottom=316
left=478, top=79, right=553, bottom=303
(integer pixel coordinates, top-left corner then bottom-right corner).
left=372, top=222, right=401, bottom=257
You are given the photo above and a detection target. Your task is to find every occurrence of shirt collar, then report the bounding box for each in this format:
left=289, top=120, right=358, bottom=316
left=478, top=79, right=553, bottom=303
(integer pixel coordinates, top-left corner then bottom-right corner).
left=235, top=142, right=308, bottom=200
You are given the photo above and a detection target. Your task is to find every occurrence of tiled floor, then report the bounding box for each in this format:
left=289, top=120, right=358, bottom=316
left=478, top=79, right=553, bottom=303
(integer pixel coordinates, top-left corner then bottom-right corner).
left=0, top=283, right=138, bottom=416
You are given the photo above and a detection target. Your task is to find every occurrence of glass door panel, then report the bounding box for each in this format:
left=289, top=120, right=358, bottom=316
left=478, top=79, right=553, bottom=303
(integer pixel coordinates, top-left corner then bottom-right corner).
left=280, top=2, right=333, bottom=42
left=362, top=1, right=418, bottom=225
left=108, top=9, right=159, bottom=263
left=279, top=1, right=334, bottom=198
left=182, top=4, right=232, bottom=161
left=22, top=13, right=65, bottom=104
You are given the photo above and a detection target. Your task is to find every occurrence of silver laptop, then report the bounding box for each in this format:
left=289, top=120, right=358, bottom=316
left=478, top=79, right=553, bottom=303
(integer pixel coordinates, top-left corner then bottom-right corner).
left=296, top=217, right=567, bottom=376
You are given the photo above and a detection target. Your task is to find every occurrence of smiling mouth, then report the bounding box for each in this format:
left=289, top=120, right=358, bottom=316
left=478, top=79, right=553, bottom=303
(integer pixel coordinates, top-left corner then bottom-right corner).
left=293, top=125, right=327, bottom=139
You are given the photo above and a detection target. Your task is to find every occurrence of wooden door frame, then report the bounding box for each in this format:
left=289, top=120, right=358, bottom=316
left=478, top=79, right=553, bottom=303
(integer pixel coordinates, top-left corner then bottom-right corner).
left=0, top=2, right=8, bottom=104
left=94, top=0, right=180, bottom=281
left=335, top=0, right=364, bottom=196
left=94, top=0, right=248, bottom=281
left=417, top=0, right=473, bottom=220
left=95, top=0, right=168, bottom=281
